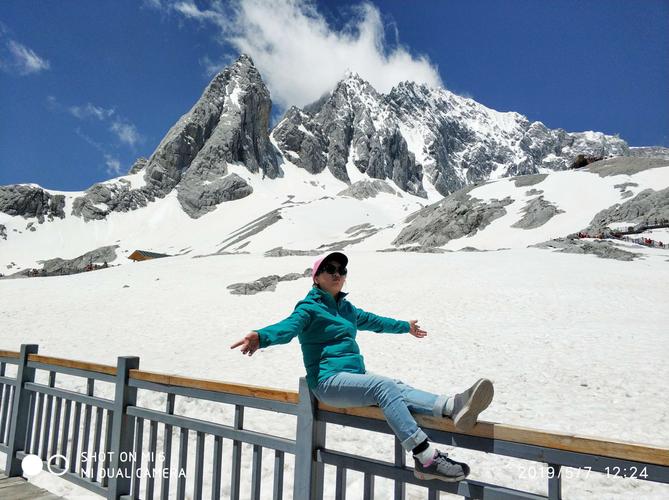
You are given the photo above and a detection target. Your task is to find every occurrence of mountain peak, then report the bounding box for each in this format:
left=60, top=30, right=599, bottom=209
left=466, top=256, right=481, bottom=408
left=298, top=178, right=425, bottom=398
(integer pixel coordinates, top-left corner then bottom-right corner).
left=332, top=71, right=377, bottom=100
left=339, top=70, right=369, bottom=86
left=343, top=69, right=362, bottom=80
left=235, top=53, right=255, bottom=67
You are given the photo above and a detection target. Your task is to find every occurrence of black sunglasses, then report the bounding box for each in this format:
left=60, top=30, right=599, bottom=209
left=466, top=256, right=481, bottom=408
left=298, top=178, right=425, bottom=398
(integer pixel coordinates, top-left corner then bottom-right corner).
left=321, top=262, right=347, bottom=276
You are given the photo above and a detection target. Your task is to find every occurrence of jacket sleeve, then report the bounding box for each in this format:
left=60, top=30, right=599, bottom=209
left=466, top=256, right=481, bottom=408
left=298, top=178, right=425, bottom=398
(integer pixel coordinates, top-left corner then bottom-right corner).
left=256, top=304, right=312, bottom=348
left=354, top=306, right=410, bottom=334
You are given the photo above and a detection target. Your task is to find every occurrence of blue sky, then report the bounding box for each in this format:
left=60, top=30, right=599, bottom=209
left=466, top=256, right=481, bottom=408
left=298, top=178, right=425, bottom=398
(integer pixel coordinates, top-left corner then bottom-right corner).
left=1, top=0, right=667, bottom=191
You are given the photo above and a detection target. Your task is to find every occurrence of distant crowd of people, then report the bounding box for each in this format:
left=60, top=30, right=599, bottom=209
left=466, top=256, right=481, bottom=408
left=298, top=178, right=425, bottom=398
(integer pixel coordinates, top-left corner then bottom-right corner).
left=84, top=261, right=109, bottom=272
left=23, top=260, right=110, bottom=278
left=576, top=225, right=667, bottom=249
left=617, top=236, right=666, bottom=248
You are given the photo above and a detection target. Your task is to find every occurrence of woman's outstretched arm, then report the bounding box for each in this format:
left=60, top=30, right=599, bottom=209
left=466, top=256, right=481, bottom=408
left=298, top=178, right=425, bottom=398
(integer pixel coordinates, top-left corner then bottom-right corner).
left=354, top=306, right=411, bottom=333
left=231, top=305, right=312, bottom=357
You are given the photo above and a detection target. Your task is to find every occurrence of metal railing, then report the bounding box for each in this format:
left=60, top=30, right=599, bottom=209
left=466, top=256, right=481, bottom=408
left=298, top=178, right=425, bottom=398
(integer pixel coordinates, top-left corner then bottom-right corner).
left=1, top=344, right=668, bottom=499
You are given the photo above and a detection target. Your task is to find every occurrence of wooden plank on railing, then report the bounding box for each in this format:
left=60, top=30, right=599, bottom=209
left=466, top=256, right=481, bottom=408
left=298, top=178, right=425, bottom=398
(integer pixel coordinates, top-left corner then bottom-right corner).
left=27, top=354, right=117, bottom=376
left=317, top=403, right=669, bottom=467
left=128, top=370, right=299, bottom=404
left=0, top=350, right=20, bottom=359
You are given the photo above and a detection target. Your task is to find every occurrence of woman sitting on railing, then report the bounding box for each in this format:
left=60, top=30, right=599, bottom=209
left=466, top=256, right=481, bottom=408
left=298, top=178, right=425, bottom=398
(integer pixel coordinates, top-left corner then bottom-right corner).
left=231, top=251, right=495, bottom=483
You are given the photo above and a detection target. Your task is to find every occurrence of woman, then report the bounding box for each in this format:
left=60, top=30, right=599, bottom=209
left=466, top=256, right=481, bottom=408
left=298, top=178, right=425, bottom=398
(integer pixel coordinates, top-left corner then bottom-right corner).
left=230, top=251, right=494, bottom=482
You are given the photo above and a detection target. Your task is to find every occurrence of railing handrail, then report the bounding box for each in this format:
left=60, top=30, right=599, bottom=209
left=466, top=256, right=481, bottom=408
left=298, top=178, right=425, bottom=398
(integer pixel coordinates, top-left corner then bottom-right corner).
left=128, top=369, right=300, bottom=404
left=3, top=349, right=668, bottom=465
left=27, top=354, right=117, bottom=376
left=317, top=403, right=669, bottom=467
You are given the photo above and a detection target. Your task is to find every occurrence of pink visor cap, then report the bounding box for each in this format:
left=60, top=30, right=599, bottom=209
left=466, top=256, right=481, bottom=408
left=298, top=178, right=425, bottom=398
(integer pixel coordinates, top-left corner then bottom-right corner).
left=311, top=252, right=348, bottom=282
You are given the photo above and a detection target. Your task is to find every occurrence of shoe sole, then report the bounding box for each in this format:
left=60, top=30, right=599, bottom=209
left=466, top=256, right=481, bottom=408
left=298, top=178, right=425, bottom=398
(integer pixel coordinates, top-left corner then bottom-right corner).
left=414, top=470, right=467, bottom=482
left=452, top=378, right=494, bottom=432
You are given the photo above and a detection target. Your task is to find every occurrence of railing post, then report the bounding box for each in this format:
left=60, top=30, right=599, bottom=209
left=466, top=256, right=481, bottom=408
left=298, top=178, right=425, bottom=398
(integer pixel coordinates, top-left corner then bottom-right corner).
left=6, top=343, right=38, bottom=476
left=294, top=377, right=325, bottom=500
left=548, top=463, right=562, bottom=500
left=107, top=356, right=140, bottom=499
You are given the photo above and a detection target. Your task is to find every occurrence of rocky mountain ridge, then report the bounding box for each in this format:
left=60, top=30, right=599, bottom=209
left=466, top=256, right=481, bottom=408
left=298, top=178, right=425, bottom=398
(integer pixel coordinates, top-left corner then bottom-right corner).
left=2, top=54, right=665, bottom=224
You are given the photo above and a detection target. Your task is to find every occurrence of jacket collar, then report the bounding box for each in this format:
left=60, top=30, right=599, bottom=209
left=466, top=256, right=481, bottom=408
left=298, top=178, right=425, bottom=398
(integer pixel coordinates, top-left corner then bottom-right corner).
left=309, top=285, right=348, bottom=306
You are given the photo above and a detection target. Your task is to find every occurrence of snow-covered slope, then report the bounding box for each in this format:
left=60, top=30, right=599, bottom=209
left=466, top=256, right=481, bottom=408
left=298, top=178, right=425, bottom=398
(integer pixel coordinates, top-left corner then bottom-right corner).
left=2, top=157, right=667, bottom=274
left=2, top=248, right=668, bottom=499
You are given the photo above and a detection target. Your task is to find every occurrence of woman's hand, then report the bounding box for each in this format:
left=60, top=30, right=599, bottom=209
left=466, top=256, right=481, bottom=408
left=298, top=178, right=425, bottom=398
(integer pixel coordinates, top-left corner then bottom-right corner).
left=230, top=331, right=260, bottom=356
left=408, top=320, right=427, bottom=338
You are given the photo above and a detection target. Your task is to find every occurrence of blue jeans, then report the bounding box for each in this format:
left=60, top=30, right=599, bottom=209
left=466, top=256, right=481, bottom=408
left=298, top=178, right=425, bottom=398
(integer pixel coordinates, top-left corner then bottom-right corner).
left=312, top=371, right=450, bottom=452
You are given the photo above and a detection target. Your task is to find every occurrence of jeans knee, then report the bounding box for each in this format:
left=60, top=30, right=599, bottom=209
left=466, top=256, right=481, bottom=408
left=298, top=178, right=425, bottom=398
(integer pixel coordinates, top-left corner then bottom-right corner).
left=372, top=378, right=402, bottom=406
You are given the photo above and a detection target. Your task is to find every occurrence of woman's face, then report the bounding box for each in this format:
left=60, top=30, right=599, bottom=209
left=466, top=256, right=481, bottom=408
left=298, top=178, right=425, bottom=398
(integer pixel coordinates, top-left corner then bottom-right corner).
left=314, top=260, right=347, bottom=296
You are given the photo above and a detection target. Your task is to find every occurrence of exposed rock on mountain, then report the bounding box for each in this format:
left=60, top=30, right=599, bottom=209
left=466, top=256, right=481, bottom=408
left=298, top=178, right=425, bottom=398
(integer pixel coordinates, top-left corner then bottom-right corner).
left=71, top=181, right=151, bottom=220
left=264, top=247, right=320, bottom=257
left=533, top=238, right=639, bottom=261
left=178, top=172, right=252, bottom=219
left=4, top=245, right=119, bottom=278
left=627, top=146, right=669, bottom=160
left=388, top=84, right=627, bottom=189
left=72, top=54, right=280, bottom=220
left=128, top=157, right=148, bottom=175
left=337, top=179, right=397, bottom=199
left=614, top=182, right=638, bottom=199
left=584, top=157, right=669, bottom=177
left=393, top=189, right=514, bottom=247
left=273, top=74, right=426, bottom=197
left=271, top=107, right=327, bottom=174
left=0, top=185, right=65, bottom=222
left=513, top=174, right=547, bottom=188
left=175, top=55, right=280, bottom=217
left=218, top=208, right=283, bottom=252
left=570, top=154, right=603, bottom=169
left=38, top=245, right=119, bottom=274
left=273, top=74, right=627, bottom=198
left=587, top=187, right=669, bottom=232
left=614, top=182, right=638, bottom=192
left=227, top=268, right=311, bottom=294
left=512, top=196, right=564, bottom=229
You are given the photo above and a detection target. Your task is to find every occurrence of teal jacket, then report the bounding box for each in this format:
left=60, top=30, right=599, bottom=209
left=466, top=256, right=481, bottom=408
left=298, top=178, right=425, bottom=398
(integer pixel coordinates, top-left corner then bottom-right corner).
left=256, top=286, right=411, bottom=390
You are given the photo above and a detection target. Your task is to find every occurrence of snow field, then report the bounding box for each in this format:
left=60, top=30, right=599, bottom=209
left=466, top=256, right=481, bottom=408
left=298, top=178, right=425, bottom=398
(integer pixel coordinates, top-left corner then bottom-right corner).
left=1, top=249, right=668, bottom=498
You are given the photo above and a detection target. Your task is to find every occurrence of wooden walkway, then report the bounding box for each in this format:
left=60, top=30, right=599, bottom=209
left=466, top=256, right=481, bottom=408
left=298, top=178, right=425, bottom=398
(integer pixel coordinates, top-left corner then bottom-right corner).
left=0, top=472, right=63, bottom=500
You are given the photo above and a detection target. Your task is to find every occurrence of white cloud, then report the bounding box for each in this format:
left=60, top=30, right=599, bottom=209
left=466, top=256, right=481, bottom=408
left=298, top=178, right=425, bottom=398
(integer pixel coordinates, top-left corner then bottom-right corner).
left=1, top=39, right=50, bottom=75
left=142, top=0, right=164, bottom=9
left=169, top=0, right=443, bottom=109
left=110, top=120, right=142, bottom=148
left=104, top=154, right=123, bottom=176
left=74, top=127, right=105, bottom=153
left=75, top=128, right=127, bottom=177
left=69, top=103, right=116, bottom=120
left=50, top=96, right=142, bottom=149
left=174, top=1, right=226, bottom=24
